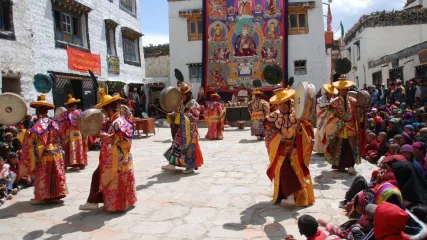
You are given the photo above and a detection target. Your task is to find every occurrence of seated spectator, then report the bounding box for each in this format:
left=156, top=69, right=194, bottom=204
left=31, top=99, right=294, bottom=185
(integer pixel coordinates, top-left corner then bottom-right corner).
left=393, top=134, right=402, bottom=145
left=7, top=152, right=32, bottom=189
left=413, top=142, right=427, bottom=171
left=365, top=203, right=410, bottom=239
left=366, top=132, right=388, bottom=163
left=401, top=132, right=414, bottom=146
left=387, top=118, right=401, bottom=139
left=364, top=133, right=379, bottom=160
left=400, top=144, right=425, bottom=177
left=286, top=214, right=339, bottom=240
left=0, top=157, right=17, bottom=197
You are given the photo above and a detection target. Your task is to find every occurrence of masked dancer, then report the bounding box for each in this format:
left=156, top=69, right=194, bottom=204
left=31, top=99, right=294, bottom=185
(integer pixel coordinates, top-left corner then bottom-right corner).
left=324, top=76, right=361, bottom=175
left=79, top=89, right=136, bottom=212
left=205, top=93, right=225, bottom=140
left=313, top=84, right=337, bottom=154
left=58, top=94, right=88, bottom=171
left=20, top=94, right=68, bottom=204
left=249, top=88, right=270, bottom=140
left=162, top=83, right=204, bottom=174
left=264, top=88, right=315, bottom=207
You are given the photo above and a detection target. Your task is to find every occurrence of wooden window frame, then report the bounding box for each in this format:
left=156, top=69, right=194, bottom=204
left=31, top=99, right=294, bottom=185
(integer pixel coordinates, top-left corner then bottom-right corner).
left=187, top=17, right=203, bottom=41
left=372, top=71, right=382, bottom=85
left=288, top=10, right=308, bottom=35
left=120, top=0, right=136, bottom=17
left=294, top=60, right=307, bottom=76
left=54, top=8, right=87, bottom=49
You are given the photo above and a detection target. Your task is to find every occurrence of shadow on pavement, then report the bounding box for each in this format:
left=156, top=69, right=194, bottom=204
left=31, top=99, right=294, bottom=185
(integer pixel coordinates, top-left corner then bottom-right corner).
left=223, top=201, right=298, bottom=239
left=0, top=201, right=64, bottom=219
left=136, top=171, right=199, bottom=191
left=23, top=210, right=128, bottom=239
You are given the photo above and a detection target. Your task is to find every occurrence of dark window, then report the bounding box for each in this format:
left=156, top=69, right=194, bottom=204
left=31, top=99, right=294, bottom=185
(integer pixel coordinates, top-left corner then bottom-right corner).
left=290, top=14, right=298, bottom=28
left=105, top=23, right=117, bottom=56
left=299, top=14, right=306, bottom=28
left=197, top=21, right=203, bottom=35
left=120, top=0, right=136, bottom=15
left=189, top=65, right=202, bottom=83
left=190, top=22, right=196, bottom=34
left=0, top=1, right=15, bottom=40
left=294, top=60, right=307, bottom=76
left=1, top=76, right=21, bottom=94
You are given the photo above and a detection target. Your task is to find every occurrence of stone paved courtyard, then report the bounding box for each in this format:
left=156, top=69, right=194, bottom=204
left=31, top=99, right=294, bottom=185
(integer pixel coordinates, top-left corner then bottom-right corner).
left=0, top=127, right=376, bottom=240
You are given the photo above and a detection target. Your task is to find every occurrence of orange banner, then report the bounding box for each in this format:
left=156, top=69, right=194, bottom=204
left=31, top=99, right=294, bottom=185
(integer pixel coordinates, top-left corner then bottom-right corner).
left=67, top=46, right=101, bottom=74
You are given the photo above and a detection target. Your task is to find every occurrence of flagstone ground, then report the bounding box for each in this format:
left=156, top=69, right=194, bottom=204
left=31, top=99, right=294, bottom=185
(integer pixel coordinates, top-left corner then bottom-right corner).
left=0, top=127, right=376, bottom=240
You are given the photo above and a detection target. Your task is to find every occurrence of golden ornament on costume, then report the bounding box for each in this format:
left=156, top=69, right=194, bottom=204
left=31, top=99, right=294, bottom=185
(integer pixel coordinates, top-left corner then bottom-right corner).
left=30, top=94, right=55, bottom=109
left=323, top=84, right=338, bottom=95
left=64, top=94, right=81, bottom=106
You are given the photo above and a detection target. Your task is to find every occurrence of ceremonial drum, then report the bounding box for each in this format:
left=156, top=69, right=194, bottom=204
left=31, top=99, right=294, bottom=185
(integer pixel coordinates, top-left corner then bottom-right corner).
left=54, top=107, right=67, bottom=119
left=159, top=86, right=181, bottom=112
left=348, top=90, right=371, bottom=108
left=0, top=93, right=27, bottom=125
left=294, top=82, right=316, bottom=120
left=78, top=108, right=104, bottom=136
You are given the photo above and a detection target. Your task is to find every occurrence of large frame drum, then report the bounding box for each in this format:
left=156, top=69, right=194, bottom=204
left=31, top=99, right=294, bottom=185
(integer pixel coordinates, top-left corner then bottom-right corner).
left=294, top=82, right=316, bottom=121
left=78, top=108, right=104, bottom=136
left=0, top=92, right=27, bottom=125
left=159, top=87, right=181, bottom=113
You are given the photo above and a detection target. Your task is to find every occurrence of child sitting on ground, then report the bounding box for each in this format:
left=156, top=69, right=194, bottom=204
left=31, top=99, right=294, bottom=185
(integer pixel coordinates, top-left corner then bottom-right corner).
left=377, top=143, right=400, bottom=166
left=364, top=133, right=379, bottom=161
left=0, top=157, right=17, bottom=200
left=365, top=132, right=389, bottom=163
left=285, top=214, right=339, bottom=240
left=7, top=152, right=33, bottom=189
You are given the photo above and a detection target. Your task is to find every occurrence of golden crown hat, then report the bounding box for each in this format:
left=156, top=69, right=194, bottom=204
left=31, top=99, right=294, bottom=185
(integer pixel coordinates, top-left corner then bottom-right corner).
left=210, top=93, right=221, bottom=100
left=333, top=75, right=354, bottom=90
left=94, top=88, right=121, bottom=109
left=30, top=94, right=55, bottom=109
left=323, top=83, right=338, bottom=95
left=64, top=94, right=81, bottom=106
left=252, top=88, right=263, bottom=95
left=179, top=82, right=192, bottom=93
left=269, top=87, right=295, bottom=105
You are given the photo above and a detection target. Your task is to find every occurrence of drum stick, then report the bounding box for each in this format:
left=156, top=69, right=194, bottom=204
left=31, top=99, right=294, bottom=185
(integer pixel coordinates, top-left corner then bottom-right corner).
left=152, top=105, right=168, bottom=114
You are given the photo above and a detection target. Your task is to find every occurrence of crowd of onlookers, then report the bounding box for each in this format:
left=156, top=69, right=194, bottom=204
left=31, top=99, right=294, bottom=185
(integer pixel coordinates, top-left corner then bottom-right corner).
left=0, top=121, right=35, bottom=206
left=286, top=78, right=427, bottom=239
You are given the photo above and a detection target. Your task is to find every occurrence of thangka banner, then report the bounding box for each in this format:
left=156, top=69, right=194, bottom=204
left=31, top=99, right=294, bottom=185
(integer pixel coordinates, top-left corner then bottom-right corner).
left=203, top=0, right=287, bottom=91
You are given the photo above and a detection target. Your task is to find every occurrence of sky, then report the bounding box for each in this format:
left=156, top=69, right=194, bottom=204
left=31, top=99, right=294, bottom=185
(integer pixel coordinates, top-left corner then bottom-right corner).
left=140, top=0, right=406, bottom=46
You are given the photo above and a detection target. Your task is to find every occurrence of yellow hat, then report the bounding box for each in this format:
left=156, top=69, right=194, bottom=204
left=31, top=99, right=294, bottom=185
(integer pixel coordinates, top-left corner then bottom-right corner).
left=323, top=84, right=338, bottom=95
left=252, top=88, right=263, bottom=95
left=210, top=93, right=221, bottom=100
left=30, top=94, right=55, bottom=110
left=94, top=88, right=121, bottom=109
left=269, top=88, right=296, bottom=105
left=64, top=94, right=81, bottom=106
left=332, top=75, right=354, bottom=90
left=179, top=82, right=192, bottom=93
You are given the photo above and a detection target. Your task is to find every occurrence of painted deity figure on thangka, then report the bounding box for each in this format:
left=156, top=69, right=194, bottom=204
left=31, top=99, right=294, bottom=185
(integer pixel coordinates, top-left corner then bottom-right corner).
left=162, top=83, right=204, bottom=174
left=205, top=0, right=285, bottom=90
left=264, top=88, right=315, bottom=207
left=248, top=88, right=269, bottom=140
left=324, top=76, right=364, bottom=176
left=313, top=84, right=337, bottom=154
left=205, top=93, right=226, bottom=140
left=57, top=94, right=88, bottom=171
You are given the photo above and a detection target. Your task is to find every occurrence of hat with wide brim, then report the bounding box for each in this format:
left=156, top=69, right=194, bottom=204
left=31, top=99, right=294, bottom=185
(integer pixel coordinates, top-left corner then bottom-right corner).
left=179, top=82, right=192, bottom=93
left=253, top=88, right=263, bottom=95
left=333, top=80, right=354, bottom=90
left=30, top=94, right=55, bottom=110
left=210, top=93, right=221, bottom=100
left=269, top=88, right=295, bottom=105
left=323, top=84, right=338, bottom=95
left=94, top=88, right=122, bottom=109
left=64, top=94, right=81, bottom=106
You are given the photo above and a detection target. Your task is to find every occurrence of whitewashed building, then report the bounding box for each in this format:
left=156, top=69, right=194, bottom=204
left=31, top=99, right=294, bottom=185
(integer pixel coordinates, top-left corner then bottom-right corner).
left=167, top=0, right=328, bottom=98
left=343, top=8, right=427, bottom=87
left=0, top=0, right=145, bottom=110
